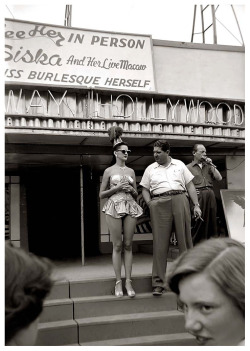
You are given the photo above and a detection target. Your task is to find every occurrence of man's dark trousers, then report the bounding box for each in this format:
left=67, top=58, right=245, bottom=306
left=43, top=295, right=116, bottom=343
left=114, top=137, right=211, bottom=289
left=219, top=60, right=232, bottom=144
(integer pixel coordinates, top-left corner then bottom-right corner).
left=148, top=193, right=193, bottom=289
left=191, top=188, right=217, bottom=245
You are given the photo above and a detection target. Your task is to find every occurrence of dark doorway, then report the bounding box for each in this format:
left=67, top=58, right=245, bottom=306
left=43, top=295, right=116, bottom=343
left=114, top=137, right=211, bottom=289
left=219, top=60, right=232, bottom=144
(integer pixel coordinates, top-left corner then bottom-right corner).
left=25, top=168, right=81, bottom=260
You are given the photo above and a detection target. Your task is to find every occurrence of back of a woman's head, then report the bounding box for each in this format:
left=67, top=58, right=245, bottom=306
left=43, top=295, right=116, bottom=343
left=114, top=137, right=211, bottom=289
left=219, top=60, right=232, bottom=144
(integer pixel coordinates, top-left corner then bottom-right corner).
left=5, top=243, right=53, bottom=344
left=168, top=238, right=245, bottom=315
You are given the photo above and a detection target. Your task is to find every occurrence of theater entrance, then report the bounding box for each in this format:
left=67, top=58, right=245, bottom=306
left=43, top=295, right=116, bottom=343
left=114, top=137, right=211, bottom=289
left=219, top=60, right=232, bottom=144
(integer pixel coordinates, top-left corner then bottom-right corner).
left=25, top=167, right=99, bottom=261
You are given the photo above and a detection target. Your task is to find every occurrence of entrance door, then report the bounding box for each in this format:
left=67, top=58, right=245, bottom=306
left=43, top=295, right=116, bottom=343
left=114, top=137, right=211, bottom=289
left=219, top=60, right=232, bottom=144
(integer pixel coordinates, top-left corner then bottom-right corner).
left=26, top=168, right=81, bottom=260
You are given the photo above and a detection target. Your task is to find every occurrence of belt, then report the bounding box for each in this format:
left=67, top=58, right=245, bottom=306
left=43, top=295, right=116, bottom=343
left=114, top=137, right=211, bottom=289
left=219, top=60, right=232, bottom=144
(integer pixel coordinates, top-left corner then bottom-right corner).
left=152, top=190, right=186, bottom=198
left=197, top=186, right=213, bottom=191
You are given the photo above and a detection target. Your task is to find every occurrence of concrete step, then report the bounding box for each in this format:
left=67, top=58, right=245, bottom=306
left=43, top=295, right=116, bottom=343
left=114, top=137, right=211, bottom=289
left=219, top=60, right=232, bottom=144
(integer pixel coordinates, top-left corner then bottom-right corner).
left=37, top=275, right=187, bottom=346
left=40, top=298, right=73, bottom=323
left=69, top=274, right=152, bottom=298
left=76, top=310, right=185, bottom=343
left=46, top=280, right=70, bottom=300
left=36, top=320, right=78, bottom=346
left=73, top=292, right=177, bottom=318
left=80, top=332, right=197, bottom=346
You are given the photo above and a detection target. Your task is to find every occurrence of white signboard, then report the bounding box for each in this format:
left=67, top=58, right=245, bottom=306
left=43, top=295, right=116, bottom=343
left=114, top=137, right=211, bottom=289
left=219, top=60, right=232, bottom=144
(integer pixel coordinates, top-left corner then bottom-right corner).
left=5, top=19, right=156, bottom=92
left=220, top=190, right=245, bottom=244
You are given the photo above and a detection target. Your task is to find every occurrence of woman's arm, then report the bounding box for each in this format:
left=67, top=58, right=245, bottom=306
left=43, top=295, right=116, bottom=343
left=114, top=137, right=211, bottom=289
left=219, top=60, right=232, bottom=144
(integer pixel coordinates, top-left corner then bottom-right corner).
left=129, top=170, right=138, bottom=199
left=99, top=169, right=113, bottom=199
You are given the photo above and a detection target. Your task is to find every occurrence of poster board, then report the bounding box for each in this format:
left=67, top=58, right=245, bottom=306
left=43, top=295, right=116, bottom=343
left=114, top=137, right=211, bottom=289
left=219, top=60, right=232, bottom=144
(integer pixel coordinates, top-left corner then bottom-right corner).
left=5, top=18, right=156, bottom=92
left=220, top=190, right=245, bottom=243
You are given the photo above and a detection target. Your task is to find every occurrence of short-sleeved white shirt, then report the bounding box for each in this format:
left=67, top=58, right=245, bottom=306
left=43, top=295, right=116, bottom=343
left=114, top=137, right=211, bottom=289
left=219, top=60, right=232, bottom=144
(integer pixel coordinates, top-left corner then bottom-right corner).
left=140, top=158, right=194, bottom=195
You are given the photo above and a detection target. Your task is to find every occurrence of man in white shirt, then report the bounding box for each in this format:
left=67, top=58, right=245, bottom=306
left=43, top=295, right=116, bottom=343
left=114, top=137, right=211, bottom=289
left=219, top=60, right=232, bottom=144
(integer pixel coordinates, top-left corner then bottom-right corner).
left=140, top=140, right=201, bottom=296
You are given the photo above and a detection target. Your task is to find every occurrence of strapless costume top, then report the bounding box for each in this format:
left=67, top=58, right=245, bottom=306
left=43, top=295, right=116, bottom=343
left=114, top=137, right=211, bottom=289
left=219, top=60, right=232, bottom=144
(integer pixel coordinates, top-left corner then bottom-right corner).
left=102, top=175, right=143, bottom=218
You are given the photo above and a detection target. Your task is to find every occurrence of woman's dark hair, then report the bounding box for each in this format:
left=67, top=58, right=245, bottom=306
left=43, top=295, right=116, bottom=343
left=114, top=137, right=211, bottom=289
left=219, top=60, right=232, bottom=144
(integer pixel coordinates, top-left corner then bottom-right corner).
left=5, top=243, right=53, bottom=344
left=108, top=126, right=128, bottom=165
left=110, top=141, right=129, bottom=165
left=167, top=238, right=245, bottom=316
left=113, top=141, right=128, bottom=151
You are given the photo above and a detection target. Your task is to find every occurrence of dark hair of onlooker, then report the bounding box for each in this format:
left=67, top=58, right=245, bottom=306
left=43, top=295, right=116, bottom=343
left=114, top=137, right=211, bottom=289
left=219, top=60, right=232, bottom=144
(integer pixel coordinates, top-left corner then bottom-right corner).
left=153, top=140, right=170, bottom=152
left=167, top=238, right=245, bottom=317
left=5, top=242, right=53, bottom=344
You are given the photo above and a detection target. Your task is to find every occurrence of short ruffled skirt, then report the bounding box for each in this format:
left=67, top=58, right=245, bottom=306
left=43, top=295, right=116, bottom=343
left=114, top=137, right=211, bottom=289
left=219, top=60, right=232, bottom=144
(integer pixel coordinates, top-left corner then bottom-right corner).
left=102, top=191, right=143, bottom=219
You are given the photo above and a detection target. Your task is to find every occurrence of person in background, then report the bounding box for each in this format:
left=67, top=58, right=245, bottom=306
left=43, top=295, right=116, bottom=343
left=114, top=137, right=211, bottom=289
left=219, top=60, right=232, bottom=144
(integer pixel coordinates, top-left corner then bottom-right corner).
left=100, top=126, right=143, bottom=298
left=168, top=238, right=245, bottom=346
left=5, top=242, right=53, bottom=346
left=140, top=140, right=202, bottom=296
left=186, top=144, right=222, bottom=245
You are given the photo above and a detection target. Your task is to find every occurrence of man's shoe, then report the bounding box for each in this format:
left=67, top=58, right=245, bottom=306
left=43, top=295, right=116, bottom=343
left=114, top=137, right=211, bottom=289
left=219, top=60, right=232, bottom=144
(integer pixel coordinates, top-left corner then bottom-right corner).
left=152, top=287, right=164, bottom=296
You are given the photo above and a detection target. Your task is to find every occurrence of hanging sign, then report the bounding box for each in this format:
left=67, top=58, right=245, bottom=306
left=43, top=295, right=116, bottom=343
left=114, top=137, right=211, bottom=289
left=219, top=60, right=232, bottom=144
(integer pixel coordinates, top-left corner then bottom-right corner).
left=5, top=19, right=156, bottom=92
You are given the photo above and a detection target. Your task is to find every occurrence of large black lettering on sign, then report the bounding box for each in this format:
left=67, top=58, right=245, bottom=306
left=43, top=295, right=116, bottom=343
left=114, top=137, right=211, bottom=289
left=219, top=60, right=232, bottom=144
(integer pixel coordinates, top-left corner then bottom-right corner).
left=5, top=19, right=156, bottom=92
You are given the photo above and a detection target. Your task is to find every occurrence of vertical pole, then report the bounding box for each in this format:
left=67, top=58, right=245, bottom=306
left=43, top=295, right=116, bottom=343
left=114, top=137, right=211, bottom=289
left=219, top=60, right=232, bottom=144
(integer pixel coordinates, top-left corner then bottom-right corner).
left=231, top=5, right=244, bottom=46
left=191, top=5, right=197, bottom=42
left=80, top=164, right=85, bottom=265
left=20, top=181, right=29, bottom=250
left=200, top=5, right=205, bottom=43
left=10, top=179, right=21, bottom=246
left=64, top=5, right=72, bottom=27
left=211, top=5, right=217, bottom=44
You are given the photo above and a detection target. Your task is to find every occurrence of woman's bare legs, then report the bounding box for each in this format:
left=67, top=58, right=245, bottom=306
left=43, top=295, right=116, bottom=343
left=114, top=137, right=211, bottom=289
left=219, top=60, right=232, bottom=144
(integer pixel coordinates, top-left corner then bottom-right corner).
left=105, top=215, right=123, bottom=295
left=123, top=215, right=137, bottom=279
left=123, top=215, right=137, bottom=297
left=106, top=214, right=137, bottom=296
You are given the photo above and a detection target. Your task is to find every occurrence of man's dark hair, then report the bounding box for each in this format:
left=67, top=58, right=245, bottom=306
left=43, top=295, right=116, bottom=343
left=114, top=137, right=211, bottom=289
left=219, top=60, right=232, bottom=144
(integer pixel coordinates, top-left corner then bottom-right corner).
left=153, top=140, right=170, bottom=152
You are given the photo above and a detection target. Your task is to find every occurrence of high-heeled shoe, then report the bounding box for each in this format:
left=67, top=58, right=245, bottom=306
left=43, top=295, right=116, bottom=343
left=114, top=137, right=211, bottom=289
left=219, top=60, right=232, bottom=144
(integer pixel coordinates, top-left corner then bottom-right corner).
left=115, top=280, right=123, bottom=297
left=125, top=279, right=136, bottom=298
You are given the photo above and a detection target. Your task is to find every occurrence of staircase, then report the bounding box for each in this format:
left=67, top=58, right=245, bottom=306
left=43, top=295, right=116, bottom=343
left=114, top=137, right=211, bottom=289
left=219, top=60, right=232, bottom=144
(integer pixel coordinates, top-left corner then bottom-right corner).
left=36, top=275, right=197, bottom=346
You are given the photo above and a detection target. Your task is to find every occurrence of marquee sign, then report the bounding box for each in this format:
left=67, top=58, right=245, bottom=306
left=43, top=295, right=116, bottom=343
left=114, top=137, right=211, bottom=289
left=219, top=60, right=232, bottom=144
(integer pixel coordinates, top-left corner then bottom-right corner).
left=5, top=19, right=156, bottom=92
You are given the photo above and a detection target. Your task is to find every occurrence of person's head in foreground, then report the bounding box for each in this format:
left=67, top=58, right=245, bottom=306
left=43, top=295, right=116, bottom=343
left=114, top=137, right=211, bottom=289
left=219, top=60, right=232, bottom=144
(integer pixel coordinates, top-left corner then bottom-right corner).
left=5, top=242, right=53, bottom=345
left=167, top=238, right=245, bottom=346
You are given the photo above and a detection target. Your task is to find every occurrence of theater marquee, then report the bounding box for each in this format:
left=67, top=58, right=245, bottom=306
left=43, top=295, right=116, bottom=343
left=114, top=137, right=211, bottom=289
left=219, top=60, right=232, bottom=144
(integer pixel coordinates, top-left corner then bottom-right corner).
left=5, top=19, right=156, bottom=92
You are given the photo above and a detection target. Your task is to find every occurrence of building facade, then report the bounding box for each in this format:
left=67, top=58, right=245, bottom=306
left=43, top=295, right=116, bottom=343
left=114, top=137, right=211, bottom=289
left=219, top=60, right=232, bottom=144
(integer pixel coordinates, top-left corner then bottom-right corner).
left=5, top=19, right=245, bottom=262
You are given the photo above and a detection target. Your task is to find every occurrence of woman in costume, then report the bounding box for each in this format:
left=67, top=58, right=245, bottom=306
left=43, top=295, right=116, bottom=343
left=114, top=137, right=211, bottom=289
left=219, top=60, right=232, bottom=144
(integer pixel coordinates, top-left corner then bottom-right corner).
left=100, top=126, right=143, bottom=297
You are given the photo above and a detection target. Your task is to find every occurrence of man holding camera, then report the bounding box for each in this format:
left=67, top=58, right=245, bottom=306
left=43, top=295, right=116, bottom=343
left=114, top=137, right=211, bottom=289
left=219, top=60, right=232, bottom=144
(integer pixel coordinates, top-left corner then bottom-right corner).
left=187, top=144, right=222, bottom=245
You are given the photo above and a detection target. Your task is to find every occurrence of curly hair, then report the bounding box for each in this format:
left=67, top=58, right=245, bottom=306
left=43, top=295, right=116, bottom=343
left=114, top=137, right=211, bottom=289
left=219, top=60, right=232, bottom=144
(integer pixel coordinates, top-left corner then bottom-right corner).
left=5, top=243, right=53, bottom=344
left=167, top=238, right=245, bottom=316
left=153, top=140, right=170, bottom=152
